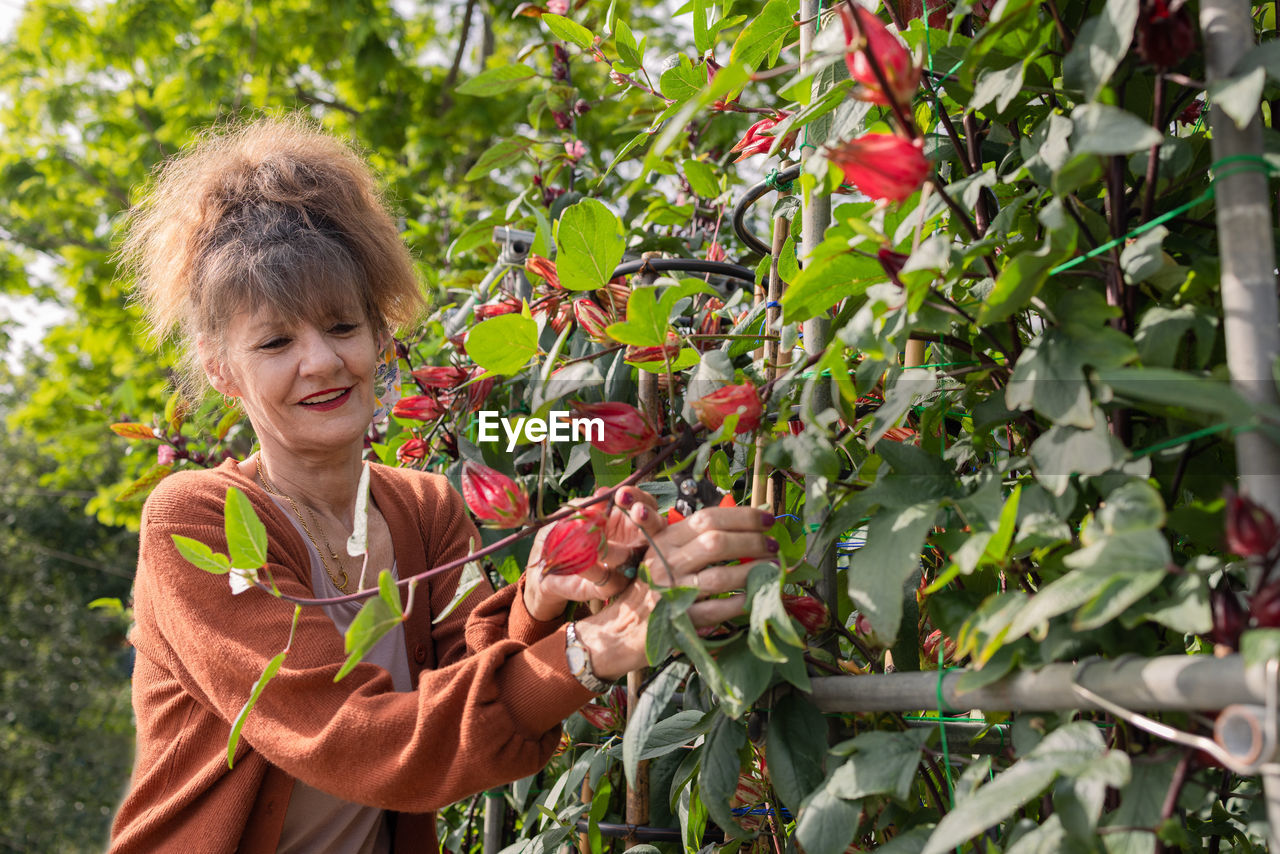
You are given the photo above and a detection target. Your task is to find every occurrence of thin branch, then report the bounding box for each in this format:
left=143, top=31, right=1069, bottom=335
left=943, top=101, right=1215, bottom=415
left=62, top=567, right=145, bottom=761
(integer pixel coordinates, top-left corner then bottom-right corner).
left=440, top=0, right=479, bottom=111
left=292, top=83, right=362, bottom=118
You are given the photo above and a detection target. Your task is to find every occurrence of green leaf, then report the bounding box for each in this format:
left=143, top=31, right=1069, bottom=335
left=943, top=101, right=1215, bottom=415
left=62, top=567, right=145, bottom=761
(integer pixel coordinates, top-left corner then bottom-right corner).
left=542, top=14, right=594, bottom=49
left=465, top=313, right=538, bottom=375
left=978, top=238, right=1076, bottom=327
left=464, top=136, right=535, bottom=181
left=747, top=561, right=805, bottom=662
left=780, top=252, right=880, bottom=323
left=698, top=713, right=747, bottom=837
left=847, top=501, right=938, bottom=641
left=795, top=778, right=861, bottom=854
left=171, top=534, right=231, bottom=575
left=971, top=61, right=1024, bottom=114
left=1062, top=0, right=1138, bottom=101
left=554, top=198, right=626, bottom=292
left=455, top=64, right=536, bottom=97
left=1029, top=416, right=1130, bottom=496
left=613, top=18, right=643, bottom=68
left=434, top=546, right=485, bottom=624
left=1073, top=568, right=1167, bottom=630
left=1242, top=628, right=1280, bottom=668
left=692, top=0, right=711, bottom=53
left=228, top=605, right=300, bottom=768
left=682, top=158, right=720, bottom=198
left=629, top=347, right=700, bottom=373
left=1209, top=66, right=1266, bottom=130
left=922, top=722, right=1109, bottom=854
left=1096, top=366, right=1256, bottom=424
left=828, top=729, right=932, bottom=802
left=765, top=693, right=828, bottom=815
left=1070, top=104, right=1163, bottom=156
left=623, top=661, right=690, bottom=787
left=659, top=56, right=703, bottom=102
left=715, top=634, right=773, bottom=711
left=225, top=486, right=267, bottom=571
left=729, top=0, right=793, bottom=68
left=336, top=571, right=405, bottom=681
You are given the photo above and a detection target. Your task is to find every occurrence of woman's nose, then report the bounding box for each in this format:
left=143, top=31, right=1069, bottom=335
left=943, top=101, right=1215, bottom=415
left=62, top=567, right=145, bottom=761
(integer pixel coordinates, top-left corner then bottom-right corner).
left=297, top=328, right=344, bottom=375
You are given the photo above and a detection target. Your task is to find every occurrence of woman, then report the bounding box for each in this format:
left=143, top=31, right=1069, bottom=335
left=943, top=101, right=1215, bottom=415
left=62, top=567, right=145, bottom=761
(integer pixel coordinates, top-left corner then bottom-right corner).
left=109, top=117, right=774, bottom=853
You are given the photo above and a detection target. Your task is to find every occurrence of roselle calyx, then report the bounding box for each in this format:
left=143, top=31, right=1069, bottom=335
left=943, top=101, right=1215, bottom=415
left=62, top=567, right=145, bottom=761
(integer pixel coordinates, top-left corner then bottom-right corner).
left=461, top=461, right=531, bottom=529
left=571, top=401, right=658, bottom=458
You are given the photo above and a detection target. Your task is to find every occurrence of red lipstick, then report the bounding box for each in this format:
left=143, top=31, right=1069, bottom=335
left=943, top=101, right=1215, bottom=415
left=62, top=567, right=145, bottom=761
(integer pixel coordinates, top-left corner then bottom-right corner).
left=299, top=387, right=352, bottom=411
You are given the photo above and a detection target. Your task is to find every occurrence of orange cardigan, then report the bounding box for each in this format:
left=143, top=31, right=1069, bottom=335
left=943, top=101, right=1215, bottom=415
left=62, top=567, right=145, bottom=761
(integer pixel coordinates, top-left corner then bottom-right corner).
left=110, top=459, right=593, bottom=853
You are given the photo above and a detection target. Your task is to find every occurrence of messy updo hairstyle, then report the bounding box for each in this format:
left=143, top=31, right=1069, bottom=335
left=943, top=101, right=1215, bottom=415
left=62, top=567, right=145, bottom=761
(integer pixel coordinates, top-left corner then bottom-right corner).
left=120, top=115, right=425, bottom=398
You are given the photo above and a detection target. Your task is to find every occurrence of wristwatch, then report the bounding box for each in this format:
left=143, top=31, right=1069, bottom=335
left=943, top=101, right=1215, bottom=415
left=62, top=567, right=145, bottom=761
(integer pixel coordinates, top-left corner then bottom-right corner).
left=564, top=622, right=609, bottom=693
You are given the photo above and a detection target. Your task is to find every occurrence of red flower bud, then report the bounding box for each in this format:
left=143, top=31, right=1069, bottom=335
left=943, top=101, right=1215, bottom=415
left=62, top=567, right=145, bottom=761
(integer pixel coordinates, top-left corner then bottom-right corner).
left=691, top=382, right=764, bottom=434
left=782, top=594, right=829, bottom=636
left=827, top=134, right=930, bottom=203
left=397, top=437, right=429, bottom=464
left=411, top=365, right=469, bottom=389
left=526, top=255, right=562, bottom=290
left=461, top=461, right=531, bottom=529
left=460, top=366, right=495, bottom=412
left=1252, top=582, right=1280, bottom=629
left=393, top=394, right=446, bottom=422
left=571, top=401, right=659, bottom=457
left=1225, top=487, right=1279, bottom=557
left=578, top=702, right=619, bottom=731
left=1210, top=585, right=1247, bottom=648
left=1177, top=100, right=1204, bottom=126
left=839, top=4, right=921, bottom=107
left=878, top=246, right=909, bottom=286
left=573, top=298, right=614, bottom=342
left=922, top=629, right=956, bottom=665
left=882, top=426, right=917, bottom=443
left=533, top=511, right=607, bottom=576
left=475, top=297, right=522, bottom=322
left=1136, top=0, right=1196, bottom=69
left=625, top=332, right=682, bottom=365
left=729, top=112, right=797, bottom=162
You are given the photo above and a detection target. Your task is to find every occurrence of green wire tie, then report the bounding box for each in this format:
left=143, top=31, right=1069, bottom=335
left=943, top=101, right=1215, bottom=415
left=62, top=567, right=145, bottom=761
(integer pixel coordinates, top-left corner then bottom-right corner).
left=935, top=645, right=958, bottom=829
left=765, top=167, right=795, bottom=192
left=1049, top=154, right=1276, bottom=276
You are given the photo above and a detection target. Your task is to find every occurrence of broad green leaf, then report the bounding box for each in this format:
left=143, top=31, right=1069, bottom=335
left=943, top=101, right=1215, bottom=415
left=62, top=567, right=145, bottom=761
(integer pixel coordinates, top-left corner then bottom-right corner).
left=171, top=534, right=231, bottom=575
left=117, top=462, right=173, bottom=501
left=1073, top=568, right=1167, bottom=630
left=766, top=693, right=828, bottom=814
left=659, top=56, right=703, bottom=102
left=336, top=571, right=405, bottom=681
left=1070, top=103, right=1163, bottom=156
left=465, top=313, right=538, bottom=375
left=1062, top=0, right=1139, bottom=101
left=228, top=605, right=300, bottom=768
left=795, top=778, right=861, bottom=854
left=434, top=547, right=485, bottom=624
left=627, top=347, right=700, bottom=373
left=698, top=714, right=747, bottom=837
left=1095, top=481, right=1165, bottom=535
left=847, top=501, right=938, bottom=641
left=828, top=729, right=932, bottom=802
left=623, top=661, right=690, bottom=787
left=747, top=561, right=805, bottom=662
left=978, top=238, right=1076, bottom=327
left=672, top=612, right=744, bottom=714
left=554, top=198, right=626, bottom=291
left=455, top=64, right=536, bottom=97
left=780, top=252, right=880, bottom=323
left=682, top=158, right=720, bottom=198
left=1242, top=628, right=1280, bottom=669
left=869, top=368, right=937, bottom=446
left=1134, top=304, right=1217, bottom=368
left=729, top=0, right=793, bottom=69
left=542, top=14, right=594, bottom=49
left=607, top=286, right=663, bottom=346
left=613, top=18, right=643, bottom=68
left=464, top=137, right=535, bottom=181
left=1209, top=66, right=1266, bottom=130
left=225, top=486, right=267, bottom=571
left=1029, top=416, right=1130, bottom=496
left=1096, top=366, right=1256, bottom=424
left=715, top=635, right=773, bottom=711
left=923, top=723, right=1109, bottom=854
left=971, top=61, right=1024, bottom=114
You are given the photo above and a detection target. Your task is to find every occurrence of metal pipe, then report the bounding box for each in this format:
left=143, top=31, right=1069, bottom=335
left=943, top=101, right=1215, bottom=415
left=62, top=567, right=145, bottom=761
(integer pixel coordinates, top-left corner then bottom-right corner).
left=1200, top=0, right=1280, bottom=516
left=611, top=257, right=756, bottom=286
left=808, top=655, right=1269, bottom=713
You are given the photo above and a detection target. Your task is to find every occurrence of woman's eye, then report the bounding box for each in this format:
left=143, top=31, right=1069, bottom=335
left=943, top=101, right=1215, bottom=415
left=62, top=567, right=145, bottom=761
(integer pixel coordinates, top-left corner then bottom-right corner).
left=260, top=337, right=290, bottom=350
left=330, top=322, right=359, bottom=335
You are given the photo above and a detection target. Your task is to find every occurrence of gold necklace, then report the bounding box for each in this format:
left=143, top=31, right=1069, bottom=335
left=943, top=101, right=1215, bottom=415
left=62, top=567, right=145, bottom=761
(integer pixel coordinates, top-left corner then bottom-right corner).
left=255, top=454, right=351, bottom=593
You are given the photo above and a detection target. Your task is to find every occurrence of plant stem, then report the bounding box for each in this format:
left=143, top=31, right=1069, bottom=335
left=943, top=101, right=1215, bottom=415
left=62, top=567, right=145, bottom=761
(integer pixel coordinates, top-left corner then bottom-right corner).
left=1152, top=750, right=1193, bottom=854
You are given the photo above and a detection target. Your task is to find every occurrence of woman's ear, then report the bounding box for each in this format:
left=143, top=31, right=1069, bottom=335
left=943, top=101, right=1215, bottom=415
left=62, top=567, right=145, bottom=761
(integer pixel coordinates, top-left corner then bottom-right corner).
left=197, top=334, right=238, bottom=398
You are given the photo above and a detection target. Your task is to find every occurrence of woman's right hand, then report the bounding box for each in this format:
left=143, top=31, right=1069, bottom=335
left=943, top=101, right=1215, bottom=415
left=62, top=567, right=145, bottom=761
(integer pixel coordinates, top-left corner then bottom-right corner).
left=574, top=506, right=778, bottom=681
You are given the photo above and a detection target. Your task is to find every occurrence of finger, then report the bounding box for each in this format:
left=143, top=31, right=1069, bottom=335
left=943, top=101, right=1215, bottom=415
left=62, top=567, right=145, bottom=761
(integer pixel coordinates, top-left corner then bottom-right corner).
left=614, top=486, right=658, bottom=513
left=688, top=593, right=748, bottom=626
left=647, top=530, right=778, bottom=583
left=663, top=507, right=774, bottom=548
left=691, top=562, right=756, bottom=596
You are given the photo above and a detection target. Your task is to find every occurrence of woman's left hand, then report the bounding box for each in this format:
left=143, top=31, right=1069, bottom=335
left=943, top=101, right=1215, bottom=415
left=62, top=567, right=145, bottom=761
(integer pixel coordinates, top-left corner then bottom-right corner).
left=523, top=485, right=664, bottom=621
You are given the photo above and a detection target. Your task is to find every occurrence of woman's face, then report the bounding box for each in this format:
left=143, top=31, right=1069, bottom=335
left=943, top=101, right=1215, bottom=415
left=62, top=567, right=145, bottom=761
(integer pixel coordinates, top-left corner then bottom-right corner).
left=203, top=304, right=380, bottom=458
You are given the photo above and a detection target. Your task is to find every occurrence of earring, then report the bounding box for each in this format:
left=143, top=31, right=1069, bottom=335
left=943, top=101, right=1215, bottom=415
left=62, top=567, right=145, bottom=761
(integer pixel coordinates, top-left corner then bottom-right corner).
left=221, top=393, right=239, bottom=410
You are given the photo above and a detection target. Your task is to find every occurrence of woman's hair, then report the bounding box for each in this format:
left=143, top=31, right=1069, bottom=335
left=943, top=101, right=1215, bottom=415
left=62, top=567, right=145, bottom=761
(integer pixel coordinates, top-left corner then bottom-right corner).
left=119, top=114, right=425, bottom=397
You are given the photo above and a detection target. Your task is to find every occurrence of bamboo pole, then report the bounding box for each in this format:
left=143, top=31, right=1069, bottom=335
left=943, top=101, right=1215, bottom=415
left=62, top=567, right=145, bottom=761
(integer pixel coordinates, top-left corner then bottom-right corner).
left=799, top=0, right=838, bottom=650
left=807, top=655, right=1269, bottom=712
left=1200, top=0, right=1280, bottom=516
left=751, top=211, right=790, bottom=509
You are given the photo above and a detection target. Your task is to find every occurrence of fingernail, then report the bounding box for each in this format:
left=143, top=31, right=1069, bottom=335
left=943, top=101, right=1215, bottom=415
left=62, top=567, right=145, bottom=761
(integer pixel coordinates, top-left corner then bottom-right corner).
left=619, top=491, right=634, bottom=506
left=697, top=625, right=717, bottom=637
left=766, top=537, right=780, bottom=554
left=636, top=505, right=649, bottom=522
left=761, top=511, right=775, bottom=527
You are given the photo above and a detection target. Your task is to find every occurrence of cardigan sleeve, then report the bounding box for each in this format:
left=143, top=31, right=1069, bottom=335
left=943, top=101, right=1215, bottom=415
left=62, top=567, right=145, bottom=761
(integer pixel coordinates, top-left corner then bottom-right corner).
left=135, top=472, right=594, bottom=814
left=420, top=479, right=568, bottom=668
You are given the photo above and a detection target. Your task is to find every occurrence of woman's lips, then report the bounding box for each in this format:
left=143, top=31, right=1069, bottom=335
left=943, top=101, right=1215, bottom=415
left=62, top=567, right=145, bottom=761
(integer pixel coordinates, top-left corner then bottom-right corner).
left=299, top=387, right=352, bottom=411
